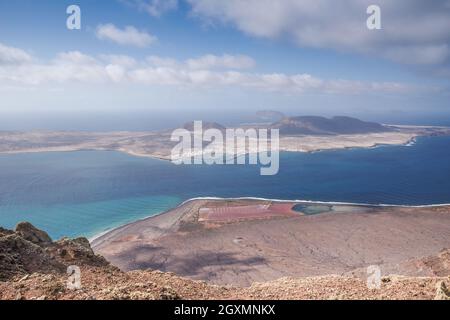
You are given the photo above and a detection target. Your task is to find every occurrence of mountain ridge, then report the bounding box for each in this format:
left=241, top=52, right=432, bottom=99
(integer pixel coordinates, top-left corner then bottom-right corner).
left=270, top=115, right=392, bottom=135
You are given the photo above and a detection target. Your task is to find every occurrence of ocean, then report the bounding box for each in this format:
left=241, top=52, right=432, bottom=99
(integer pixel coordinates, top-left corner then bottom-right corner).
left=0, top=135, right=450, bottom=239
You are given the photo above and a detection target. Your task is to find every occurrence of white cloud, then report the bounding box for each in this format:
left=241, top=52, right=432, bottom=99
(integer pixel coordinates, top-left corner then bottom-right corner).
left=96, top=24, right=157, bottom=47
left=100, top=54, right=137, bottom=68
left=0, top=43, right=32, bottom=65
left=55, top=51, right=98, bottom=65
left=186, top=54, right=255, bottom=69
left=0, top=43, right=432, bottom=95
left=146, top=55, right=180, bottom=68
left=187, top=0, right=450, bottom=68
left=105, top=64, right=127, bottom=83
left=146, top=54, right=256, bottom=70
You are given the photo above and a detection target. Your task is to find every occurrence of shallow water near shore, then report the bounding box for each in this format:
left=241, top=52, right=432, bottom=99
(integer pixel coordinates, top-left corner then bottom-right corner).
left=1, top=135, right=450, bottom=239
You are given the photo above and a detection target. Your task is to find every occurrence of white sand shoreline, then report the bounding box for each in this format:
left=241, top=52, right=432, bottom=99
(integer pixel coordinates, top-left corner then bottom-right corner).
left=89, top=195, right=450, bottom=243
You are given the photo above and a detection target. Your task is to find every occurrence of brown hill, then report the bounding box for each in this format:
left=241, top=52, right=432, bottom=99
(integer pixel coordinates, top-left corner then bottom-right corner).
left=271, top=116, right=392, bottom=135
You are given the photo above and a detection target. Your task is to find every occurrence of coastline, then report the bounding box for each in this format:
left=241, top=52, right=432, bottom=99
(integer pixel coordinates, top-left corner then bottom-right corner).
left=1, top=129, right=449, bottom=244
left=88, top=199, right=191, bottom=243
left=89, top=195, right=450, bottom=244
left=0, top=127, right=435, bottom=161
left=91, top=197, right=450, bottom=286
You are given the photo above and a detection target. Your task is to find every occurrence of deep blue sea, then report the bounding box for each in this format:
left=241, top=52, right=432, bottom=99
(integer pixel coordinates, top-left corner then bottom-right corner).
left=1, top=135, right=450, bottom=239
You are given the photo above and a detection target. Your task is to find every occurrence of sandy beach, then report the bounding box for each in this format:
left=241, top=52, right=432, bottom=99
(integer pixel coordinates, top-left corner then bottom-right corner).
left=92, top=198, right=450, bottom=287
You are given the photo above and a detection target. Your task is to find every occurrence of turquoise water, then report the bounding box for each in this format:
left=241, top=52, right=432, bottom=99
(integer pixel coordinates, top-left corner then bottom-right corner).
left=292, top=204, right=332, bottom=215
left=1, top=135, right=450, bottom=239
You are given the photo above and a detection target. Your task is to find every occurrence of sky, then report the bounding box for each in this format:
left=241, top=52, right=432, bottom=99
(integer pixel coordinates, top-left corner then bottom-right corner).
left=0, top=0, right=450, bottom=130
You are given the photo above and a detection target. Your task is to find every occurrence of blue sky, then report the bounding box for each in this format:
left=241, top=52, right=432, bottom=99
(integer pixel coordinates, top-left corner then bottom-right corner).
left=0, top=0, right=449, bottom=129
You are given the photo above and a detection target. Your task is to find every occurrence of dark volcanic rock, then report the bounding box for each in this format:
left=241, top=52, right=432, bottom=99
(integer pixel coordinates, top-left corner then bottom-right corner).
left=0, top=227, right=14, bottom=237
left=271, top=116, right=391, bottom=135
left=15, top=222, right=52, bottom=246
left=0, top=223, right=109, bottom=281
left=51, top=237, right=110, bottom=267
left=0, top=234, right=64, bottom=280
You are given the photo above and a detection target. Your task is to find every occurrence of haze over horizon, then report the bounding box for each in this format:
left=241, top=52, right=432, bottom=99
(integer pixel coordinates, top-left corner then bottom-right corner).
left=1, top=0, right=450, bottom=130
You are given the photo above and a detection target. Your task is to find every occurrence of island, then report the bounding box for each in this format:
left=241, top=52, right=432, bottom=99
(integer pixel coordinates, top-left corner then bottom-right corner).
left=0, top=116, right=449, bottom=160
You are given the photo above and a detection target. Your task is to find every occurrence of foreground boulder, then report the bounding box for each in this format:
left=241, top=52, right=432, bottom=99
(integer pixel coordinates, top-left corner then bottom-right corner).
left=0, top=234, right=64, bottom=280
left=50, top=237, right=110, bottom=267
left=0, top=223, right=109, bottom=281
left=15, top=222, right=52, bottom=246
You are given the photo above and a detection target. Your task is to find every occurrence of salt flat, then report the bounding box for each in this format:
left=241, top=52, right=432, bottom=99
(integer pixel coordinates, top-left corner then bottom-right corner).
left=92, top=199, right=450, bottom=287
